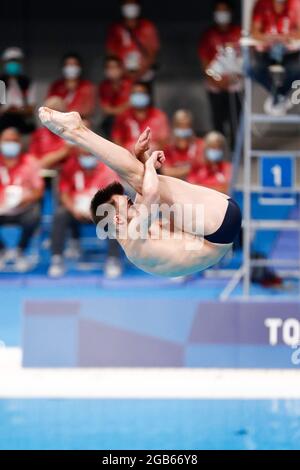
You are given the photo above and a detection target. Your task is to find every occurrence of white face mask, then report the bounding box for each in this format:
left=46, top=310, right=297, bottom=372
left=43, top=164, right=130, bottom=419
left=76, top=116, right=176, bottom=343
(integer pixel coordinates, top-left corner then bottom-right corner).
left=63, top=64, right=82, bottom=80
left=214, top=11, right=232, bottom=26
left=1, top=141, right=21, bottom=159
left=121, top=3, right=141, bottom=20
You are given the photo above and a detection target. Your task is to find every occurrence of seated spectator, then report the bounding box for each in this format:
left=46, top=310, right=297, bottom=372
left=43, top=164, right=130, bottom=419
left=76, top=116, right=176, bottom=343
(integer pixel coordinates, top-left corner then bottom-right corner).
left=48, top=148, right=122, bottom=279
left=198, top=1, right=242, bottom=148
left=106, top=0, right=160, bottom=83
left=0, top=128, right=44, bottom=272
left=188, top=131, right=232, bottom=194
left=48, top=53, right=96, bottom=119
left=29, top=96, right=74, bottom=170
left=99, top=56, right=132, bottom=138
left=161, top=110, right=205, bottom=181
left=0, top=47, right=36, bottom=134
left=112, top=82, right=170, bottom=152
left=248, top=0, right=300, bottom=115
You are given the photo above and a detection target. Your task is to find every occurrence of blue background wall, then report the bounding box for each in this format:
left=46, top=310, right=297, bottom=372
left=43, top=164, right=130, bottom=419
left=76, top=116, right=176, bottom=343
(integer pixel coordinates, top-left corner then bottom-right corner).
left=23, top=298, right=300, bottom=369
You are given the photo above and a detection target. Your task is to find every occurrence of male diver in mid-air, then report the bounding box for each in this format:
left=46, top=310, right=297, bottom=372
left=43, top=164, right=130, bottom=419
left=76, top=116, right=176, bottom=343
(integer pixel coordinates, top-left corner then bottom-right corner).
left=39, top=107, right=242, bottom=277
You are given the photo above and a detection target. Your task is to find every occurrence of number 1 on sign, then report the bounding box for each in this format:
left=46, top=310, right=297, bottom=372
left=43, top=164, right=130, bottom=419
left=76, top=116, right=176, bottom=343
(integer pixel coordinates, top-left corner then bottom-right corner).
left=271, top=165, right=282, bottom=187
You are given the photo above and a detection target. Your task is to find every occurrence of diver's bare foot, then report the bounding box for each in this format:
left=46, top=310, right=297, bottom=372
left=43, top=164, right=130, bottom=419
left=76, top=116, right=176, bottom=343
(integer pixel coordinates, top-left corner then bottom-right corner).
left=134, top=127, right=151, bottom=161
left=38, top=107, right=83, bottom=142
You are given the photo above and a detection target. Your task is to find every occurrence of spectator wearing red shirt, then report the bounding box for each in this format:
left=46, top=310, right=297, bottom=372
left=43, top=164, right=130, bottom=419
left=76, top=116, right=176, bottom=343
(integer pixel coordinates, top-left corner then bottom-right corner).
left=49, top=149, right=122, bottom=280
left=99, top=56, right=132, bottom=138
left=29, top=96, right=73, bottom=170
left=112, top=82, right=170, bottom=152
left=188, top=132, right=232, bottom=194
left=0, top=128, right=44, bottom=272
left=198, top=1, right=242, bottom=148
left=0, top=47, right=36, bottom=134
left=106, top=0, right=160, bottom=82
left=48, top=53, right=96, bottom=119
left=161, top=110, right=205, bottom=181
left=248, top=0, right=300, bottom=115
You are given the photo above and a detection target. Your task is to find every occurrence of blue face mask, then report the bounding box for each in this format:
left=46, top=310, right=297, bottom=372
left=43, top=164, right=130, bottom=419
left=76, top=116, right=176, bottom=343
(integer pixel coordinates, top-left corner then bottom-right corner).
left=1, top=142, right=21, bottom=159
left=206, top=148, right=223, bottom=163
left=173, top=128, right=194, bottom=139
left=130, top=92, right=150, bottom=109
left=4, top=61, right=22, bottom=76
left=79, top=155, right=98, bottom=170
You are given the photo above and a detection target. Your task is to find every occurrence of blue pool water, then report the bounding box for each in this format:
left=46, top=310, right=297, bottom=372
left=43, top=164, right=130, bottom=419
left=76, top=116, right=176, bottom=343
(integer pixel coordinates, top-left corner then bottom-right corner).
left=0, top=399, right=300, bottom=450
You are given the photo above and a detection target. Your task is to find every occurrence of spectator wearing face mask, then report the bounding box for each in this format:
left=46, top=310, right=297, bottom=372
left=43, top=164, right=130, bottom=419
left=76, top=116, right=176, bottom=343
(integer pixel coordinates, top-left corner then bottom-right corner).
left=188, top=132, right=232, bottom=194
left=0, top=47, right=36, bottom=134
left=29, top=96, right=74, bottom=170
left=48, top=53, right=96, bottom=119
left=198, top=1, right=242, bottom=149
left=161, top=110, right=205, bottom=181
left=0, top=128, right=44, bottom=272
left=106, top=0, right=160, bottom=83
left=99, top=56, right=133, bottom=138
left=247, top=0, right=300, bottom=116
left=48, top=139, right=122, bottom=280
left=112, top=82, right=170, bottom=152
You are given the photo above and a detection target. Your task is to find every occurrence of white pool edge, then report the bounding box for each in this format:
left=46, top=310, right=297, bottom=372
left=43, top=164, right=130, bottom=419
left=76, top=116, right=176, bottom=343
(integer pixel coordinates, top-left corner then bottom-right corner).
left=1, top=348, right=300, bottom=399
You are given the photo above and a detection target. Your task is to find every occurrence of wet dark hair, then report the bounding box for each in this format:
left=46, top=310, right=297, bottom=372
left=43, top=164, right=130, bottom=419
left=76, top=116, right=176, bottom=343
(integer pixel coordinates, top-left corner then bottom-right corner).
left=90, top=182, right=125, bottom=225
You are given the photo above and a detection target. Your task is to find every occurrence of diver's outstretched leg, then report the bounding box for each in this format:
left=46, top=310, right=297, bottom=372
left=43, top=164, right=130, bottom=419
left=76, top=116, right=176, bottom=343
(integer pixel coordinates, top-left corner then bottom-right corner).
left=38, top=107, right=144, bottom=192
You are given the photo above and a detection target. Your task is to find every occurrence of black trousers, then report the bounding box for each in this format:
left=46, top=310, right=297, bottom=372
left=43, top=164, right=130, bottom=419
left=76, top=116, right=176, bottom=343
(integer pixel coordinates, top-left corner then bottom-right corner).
left=246, top=50, right=300, bottom=97
left=51, top=205, right=120, bottom=259
left=0, top=203, right=41, bottom=252
left=100, top=115, right=116, bottom=139
left=208, top=90, right=241, bottom=150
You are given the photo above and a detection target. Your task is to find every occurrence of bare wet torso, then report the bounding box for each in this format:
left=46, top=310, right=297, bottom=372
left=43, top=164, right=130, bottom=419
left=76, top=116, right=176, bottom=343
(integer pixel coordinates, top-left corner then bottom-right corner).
left=120, top=221, right=231, bottom=278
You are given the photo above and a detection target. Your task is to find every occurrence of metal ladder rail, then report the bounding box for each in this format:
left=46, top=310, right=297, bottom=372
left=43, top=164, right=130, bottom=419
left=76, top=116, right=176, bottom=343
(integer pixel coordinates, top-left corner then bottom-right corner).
left=221, top=58, right=300, bottom=300
left=221, top=0, right=300, bottom=300
left=242, top=60, right=300, bottom=297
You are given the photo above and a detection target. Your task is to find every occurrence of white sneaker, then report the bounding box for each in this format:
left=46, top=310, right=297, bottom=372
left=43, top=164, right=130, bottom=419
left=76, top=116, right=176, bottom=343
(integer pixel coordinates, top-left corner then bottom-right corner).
left=4, top=249, right=19, bottom=263
left=104, top=257, right=122, bottom=279
left=64, top=239, right=81, bottom=260
left=48, top=255, right=65, bottom=278
left=264, top=94, right=292, bottom=117
left=15, top=253, right=31, bottom=273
